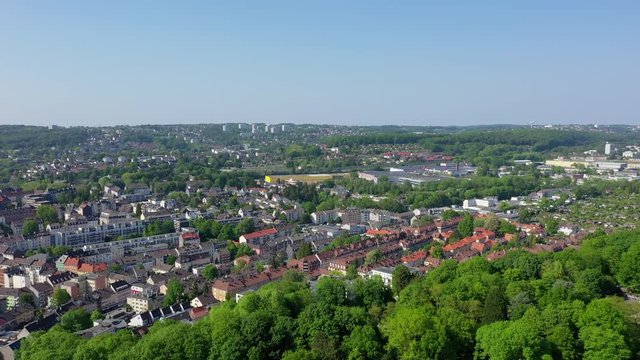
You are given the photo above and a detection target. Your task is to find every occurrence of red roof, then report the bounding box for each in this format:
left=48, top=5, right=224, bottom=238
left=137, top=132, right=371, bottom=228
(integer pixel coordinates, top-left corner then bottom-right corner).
left=241, top=228, right=278, bottom=240
left=366, top=229, right=392, bottom=236
left=64, top=257, right=81, bottom=268
left=471, top=242, right=487, bottom=253
left=190, top=307, right=209, bottom=320
left=181, top=232, right=200, bottom=240
left=443, top=230, right=495, bottom=252
left=402, top=250, right=427, bottom=263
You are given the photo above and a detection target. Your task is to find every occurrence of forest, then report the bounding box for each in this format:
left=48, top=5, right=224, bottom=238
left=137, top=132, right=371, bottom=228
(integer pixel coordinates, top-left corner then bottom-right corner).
left=17, top=229, right=640, bottom=360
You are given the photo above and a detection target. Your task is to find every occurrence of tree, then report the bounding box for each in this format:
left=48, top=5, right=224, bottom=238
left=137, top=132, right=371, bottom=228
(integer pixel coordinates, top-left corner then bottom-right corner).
left=346, top=264, right=358, bottom=280
left=364, top=249, right=382, bottom=266
left=22, top=219, right=39, bottom=236
left=382, top=304, right=447, bottom=359
left=353, top=277, right=393, bottom=309
left=484, top=214, right=500, bottom=232
left=202, top=264, right=218, bottom=280
left=19, top=293, right=35, bottom=307
left=296, top=242, right=313, bottom=259
left=59, top=308, right=92, bottom=332
left=36, top=205, right=59, bottom=225
left=498, top=201, right=512, bottom=212
left=316, top=277, right=347, bottom=306
left=235, top=218, right=255, bottom=237
left=90, top=309, right=103, bottom=322
left=458, top=213, right=474, bottom=237
left=580, top=327, right=631, bottom=360
left=475, top=309, right=552, bottom=359
left=431, top=242, right=444, bottom=259
left=109, top=263, right=123, bottom=272
left=51, top=288, right=71, bottom=308
left=18, top=328, right=83, bottom=360
left=72, top=329, right=137, bottom=360
left=616, top=242, right=640, bottom=292
left=163, top=279, right=185, bottom=306
left=498, top=220, right=518, bottom=236
left=342, top=325, right=382, bottom=360
left=283, top=269, right=305, bottom=283
left=391, top=265, right=414, bottom=296
left=256, top=260, right=266, bottom=273
left=50, top=245, right=72, bottom=257
left=544, top=219, right=560, bottom=235
left=144, top=220, right=174, bottom=236
left=165, top=254, right=177, bottom=266
left=442, top=209, right=459, bottom=221
left=482, top=286, right=506, bottom=324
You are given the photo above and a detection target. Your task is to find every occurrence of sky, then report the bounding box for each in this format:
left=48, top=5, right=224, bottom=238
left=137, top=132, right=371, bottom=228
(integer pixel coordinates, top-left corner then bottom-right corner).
left=0, top=1, right=639, bottom=127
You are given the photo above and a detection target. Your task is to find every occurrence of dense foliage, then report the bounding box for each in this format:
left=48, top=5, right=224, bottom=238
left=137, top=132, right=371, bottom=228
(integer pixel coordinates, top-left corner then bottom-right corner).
left=17, top=229, right=640, bottom=360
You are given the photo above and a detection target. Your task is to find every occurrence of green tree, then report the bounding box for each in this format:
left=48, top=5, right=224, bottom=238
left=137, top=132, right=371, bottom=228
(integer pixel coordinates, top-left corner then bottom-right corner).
left=616, top=242, right=640, bottom=292
left=475, top=309, right=552, bottom=360
left=234, top=218, right=255, bottom=237
left=296, top=242, right=313, bottom=259
left=51, top=288, right=71, bottom=308
left=36, top=205, right=59, bottom=225
left=458, top=213, right=474, bottom=237
left=498, top=220, right=518, bottom=235
left=353, top=277, right=393, bottom=309
left=22, top=219, right=40, bottom=236
left=391, top=265, right=414, bottom=296
left=18, top=328, right=83, bottom=360
left=431, top=242, right=444, bottom=259
left=165, top=254, right=177, bottom=266
left=441, top=209, right=459, bottom=221
left=342, top=325, right=382, bottom=360
left=50, top=245, right=72, bottom=257
left=482, top=286, right=506, bottom=324
left=483, top=214, right=500, bottom=232
left=163, top=279, right=185, bottom=306
left=90, top=309, right=103, bottom=322
left=544, top=219, right=560, bottom=235
left=316, top=277, right=347, bottom=306
left=364, top=249, right=382, bottom=266
left=346, top=264, right=358, bottom=280
left=72, top=329, right=138, bottom=360
left=383, top=304, right=447, bottom=359
left=19, top=293, right=35, bottom=307
left=59, top=308, right=92, bottom=332
left=202, top=264, right=218, bottom=280
left=580, top=327, right=631, bottom=360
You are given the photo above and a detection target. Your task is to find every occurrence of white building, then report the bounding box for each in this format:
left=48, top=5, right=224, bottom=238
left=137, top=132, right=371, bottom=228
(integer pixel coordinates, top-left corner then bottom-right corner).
left=369, top=267, right=394, bottom=286
left=605, top=142, right=615, bottom=155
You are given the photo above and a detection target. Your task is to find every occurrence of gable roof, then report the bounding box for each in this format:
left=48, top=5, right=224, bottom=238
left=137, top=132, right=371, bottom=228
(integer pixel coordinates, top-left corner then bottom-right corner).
left=240, top=228, right=278, bottom=240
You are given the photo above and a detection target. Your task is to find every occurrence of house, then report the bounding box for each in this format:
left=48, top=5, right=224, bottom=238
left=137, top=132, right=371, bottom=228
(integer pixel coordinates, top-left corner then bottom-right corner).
left=279, top=207, right=304, bottom=222
left=128, top=301, right=191, bottom=328
left=189, top=306, right=209, bottom=321
left=369, top=267, right=394, bottom=286
left=76, top=318, right=128, bottom=338
left=76, top=202, right=93, bottom=218
left=190, top=295, right=217, bottom=309
left=239, top=228, right=278, bottom=244
left=127, top=295, right=161, bottom=313
left=442, top=229, right=495, bottom=254
left=130, top=283, right=159, bottom=298
left=211, top=268, right=287, bottom=301
left=310, top=210, right=337, bottom=224
left=401, top=250, right=428, bottom=267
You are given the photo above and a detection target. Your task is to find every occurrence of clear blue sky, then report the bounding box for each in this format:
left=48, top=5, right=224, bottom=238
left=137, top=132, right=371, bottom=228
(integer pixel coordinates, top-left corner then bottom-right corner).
left=1, top=1, right=639, bottom=127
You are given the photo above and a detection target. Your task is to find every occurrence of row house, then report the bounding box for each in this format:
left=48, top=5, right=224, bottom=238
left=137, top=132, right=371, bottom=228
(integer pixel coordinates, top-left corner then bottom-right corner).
left=211, top=268, right=288, bottom=301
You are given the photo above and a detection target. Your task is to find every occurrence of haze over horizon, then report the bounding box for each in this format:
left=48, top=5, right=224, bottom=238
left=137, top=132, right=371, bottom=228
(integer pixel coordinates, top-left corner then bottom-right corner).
left=1, top=1, right=639, bottom=127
